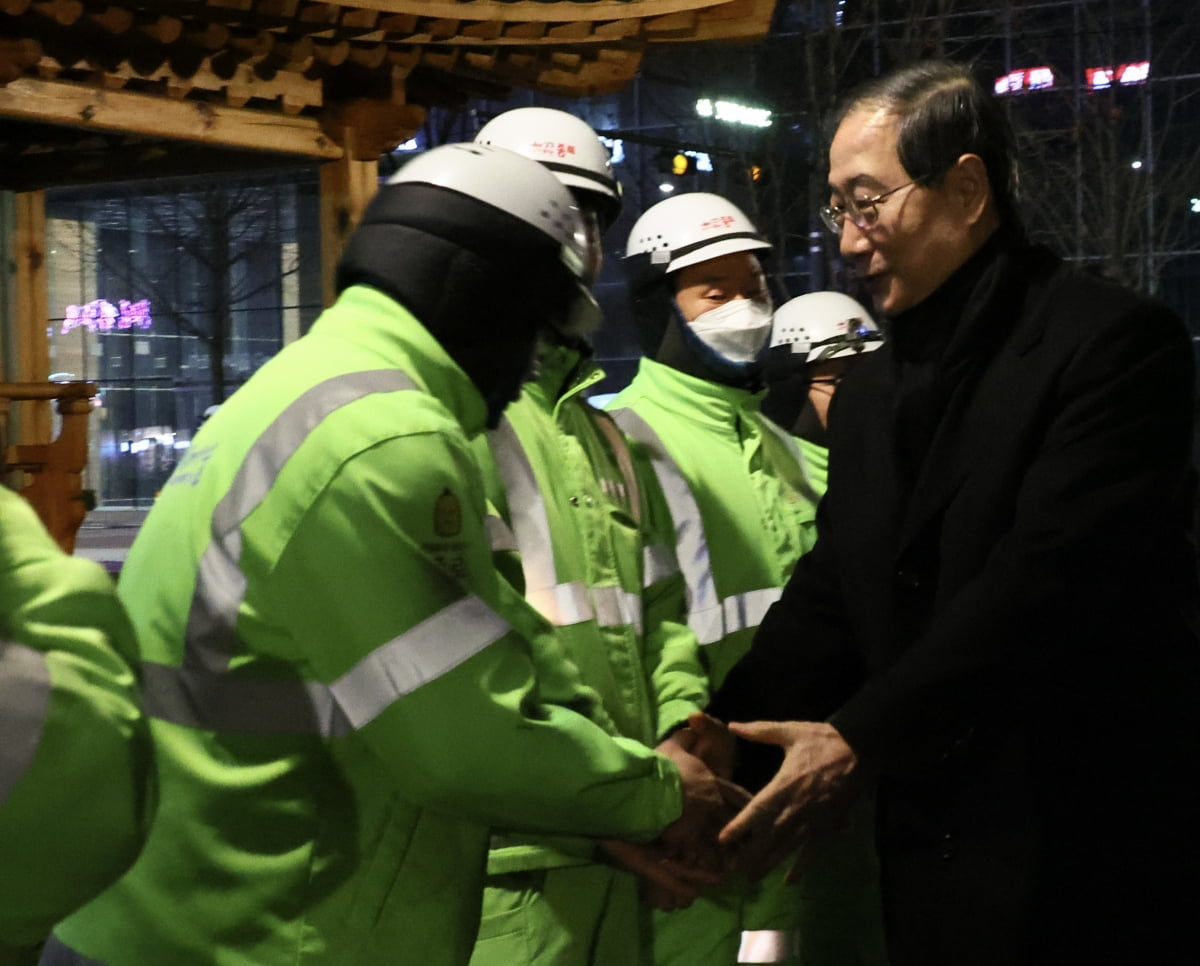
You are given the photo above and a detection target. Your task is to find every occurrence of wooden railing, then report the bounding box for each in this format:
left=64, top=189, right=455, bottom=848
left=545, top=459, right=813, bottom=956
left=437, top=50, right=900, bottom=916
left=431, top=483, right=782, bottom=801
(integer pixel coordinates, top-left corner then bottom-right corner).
left=0, top=380, right=97, bottom=555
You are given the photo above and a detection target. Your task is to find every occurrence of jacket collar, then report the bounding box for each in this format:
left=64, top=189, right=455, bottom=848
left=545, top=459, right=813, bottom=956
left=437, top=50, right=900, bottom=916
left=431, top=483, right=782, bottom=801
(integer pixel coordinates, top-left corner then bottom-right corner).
left=525, top=341, right=605, bottom=418
left=320, top=285, right=489, bottom=437
left=632, top=357, right=762, bottom=430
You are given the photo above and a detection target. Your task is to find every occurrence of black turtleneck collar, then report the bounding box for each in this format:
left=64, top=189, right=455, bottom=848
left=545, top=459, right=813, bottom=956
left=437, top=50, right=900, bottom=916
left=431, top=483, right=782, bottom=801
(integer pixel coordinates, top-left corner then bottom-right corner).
left=888, top=229, right=1009, bottom=367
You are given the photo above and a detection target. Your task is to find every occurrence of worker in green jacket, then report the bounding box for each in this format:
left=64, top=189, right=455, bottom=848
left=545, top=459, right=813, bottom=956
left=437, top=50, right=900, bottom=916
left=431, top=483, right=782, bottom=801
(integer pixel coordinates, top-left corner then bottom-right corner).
left=43, top=144, right=725, bottom=966
left=0, top=486, right=151, bottom=965
left=467, top=108, right=716, bottom=966
left=608, top=193, right=822, bottom=966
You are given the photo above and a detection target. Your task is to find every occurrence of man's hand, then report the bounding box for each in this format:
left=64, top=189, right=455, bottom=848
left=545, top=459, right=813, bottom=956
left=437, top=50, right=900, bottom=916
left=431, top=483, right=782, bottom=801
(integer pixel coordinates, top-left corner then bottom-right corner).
left=718, top=720, right=860, bottom=881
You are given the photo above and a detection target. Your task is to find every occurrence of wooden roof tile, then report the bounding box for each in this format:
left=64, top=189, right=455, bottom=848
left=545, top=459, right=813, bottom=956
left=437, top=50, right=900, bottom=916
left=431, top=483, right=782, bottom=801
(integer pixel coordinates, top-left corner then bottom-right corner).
left=0, top=0, right=775, bottom=183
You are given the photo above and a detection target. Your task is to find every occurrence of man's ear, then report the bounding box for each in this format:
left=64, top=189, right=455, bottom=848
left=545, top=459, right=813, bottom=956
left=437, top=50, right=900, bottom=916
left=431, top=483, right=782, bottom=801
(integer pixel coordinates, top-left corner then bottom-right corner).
left=948, top=153, right=993, bottom=227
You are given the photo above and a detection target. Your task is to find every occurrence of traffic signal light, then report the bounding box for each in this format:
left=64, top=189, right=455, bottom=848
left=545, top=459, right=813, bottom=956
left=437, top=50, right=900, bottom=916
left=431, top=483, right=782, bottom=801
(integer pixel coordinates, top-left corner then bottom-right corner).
left=747, top=162, right=770, bottom=187
left=656, top=148, right=695, bottom=176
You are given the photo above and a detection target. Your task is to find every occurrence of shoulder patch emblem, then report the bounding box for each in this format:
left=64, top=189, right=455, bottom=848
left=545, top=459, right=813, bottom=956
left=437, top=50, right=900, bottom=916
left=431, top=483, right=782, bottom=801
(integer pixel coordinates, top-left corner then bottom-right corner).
left=434, top=487, right=462, bottom=537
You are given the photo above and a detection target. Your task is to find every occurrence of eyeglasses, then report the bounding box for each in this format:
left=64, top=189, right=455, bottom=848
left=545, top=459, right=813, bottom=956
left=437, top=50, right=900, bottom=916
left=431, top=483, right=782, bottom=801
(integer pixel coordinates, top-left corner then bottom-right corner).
left=819, top=178, right=924, bottom=236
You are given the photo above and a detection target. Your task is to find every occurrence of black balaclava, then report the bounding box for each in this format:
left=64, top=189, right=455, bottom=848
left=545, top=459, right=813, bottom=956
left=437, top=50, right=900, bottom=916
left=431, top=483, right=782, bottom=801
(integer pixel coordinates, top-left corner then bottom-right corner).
left=336, top=182, right=582, bottom=427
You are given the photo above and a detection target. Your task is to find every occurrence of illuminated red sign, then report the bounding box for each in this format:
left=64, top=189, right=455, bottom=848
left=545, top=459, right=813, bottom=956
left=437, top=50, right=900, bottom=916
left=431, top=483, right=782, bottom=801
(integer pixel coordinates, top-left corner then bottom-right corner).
left=1086, top=61, right=1150, bottom=90
left=994, top=62, right=1150, bottom=96
left=994, top=66, right=1055, bottom=95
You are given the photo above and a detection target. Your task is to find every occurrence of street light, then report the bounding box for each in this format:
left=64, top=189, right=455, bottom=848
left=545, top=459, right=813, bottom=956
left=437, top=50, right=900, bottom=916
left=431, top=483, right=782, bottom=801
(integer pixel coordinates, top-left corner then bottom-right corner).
left=695, top=98, right=772, bottom=129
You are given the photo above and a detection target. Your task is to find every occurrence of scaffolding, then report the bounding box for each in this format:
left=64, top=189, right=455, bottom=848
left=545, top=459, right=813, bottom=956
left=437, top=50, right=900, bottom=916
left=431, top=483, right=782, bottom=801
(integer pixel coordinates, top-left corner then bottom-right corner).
left=491, top=0, right=1200, bottom=355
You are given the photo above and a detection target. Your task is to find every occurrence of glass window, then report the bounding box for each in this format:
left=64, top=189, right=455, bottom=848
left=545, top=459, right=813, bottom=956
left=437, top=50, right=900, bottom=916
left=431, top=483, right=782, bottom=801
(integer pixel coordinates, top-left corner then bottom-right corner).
left=45, top=169, right=323, bottom=508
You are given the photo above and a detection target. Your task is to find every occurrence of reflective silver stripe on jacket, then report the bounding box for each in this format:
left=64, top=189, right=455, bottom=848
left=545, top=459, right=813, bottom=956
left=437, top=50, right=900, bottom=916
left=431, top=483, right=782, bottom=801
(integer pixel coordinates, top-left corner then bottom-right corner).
left=689, top=587, right=783, bottom=648
left=611, top=406, right=779, bottom=646
left=738, top=929, right=799, bottom=963
left=144, top=594, right=510, bottom=736
left=0, top=640, right=50, bottom=806
left=488, top=416, right=648, bottom=634
left=590, top=584, right=643, bottom=635
left=525, top=580, right=593, bottom=627
left=185, top=369, right=418, bottom=674
left=643, top=541, right=679, bottom=588
left=488, top=417, right=593, bottom=628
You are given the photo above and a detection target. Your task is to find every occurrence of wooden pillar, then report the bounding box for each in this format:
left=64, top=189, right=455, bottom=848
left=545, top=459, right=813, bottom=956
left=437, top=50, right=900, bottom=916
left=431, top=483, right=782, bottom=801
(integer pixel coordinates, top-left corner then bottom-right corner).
left=319, top=149, right=378, bottom=308
left=8, top=190, right=51, bottom=444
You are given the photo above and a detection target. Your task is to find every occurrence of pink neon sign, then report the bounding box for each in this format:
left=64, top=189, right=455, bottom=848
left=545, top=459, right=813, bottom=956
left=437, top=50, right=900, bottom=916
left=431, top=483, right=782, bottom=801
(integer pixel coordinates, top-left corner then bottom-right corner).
left=61, top=299, right=152, bottom=335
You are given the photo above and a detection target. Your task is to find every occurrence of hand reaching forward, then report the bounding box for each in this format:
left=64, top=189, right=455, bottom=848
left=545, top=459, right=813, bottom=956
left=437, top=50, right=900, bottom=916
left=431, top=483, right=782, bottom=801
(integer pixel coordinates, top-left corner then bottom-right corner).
left=718, top=721, right=860, bottom=880
left=662, top=711, right=736, bottom=780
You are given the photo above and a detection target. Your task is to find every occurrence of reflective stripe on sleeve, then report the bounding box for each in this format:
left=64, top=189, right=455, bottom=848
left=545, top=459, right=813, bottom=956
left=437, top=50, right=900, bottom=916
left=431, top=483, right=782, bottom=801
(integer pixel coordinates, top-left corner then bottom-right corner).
left=143, top=595, right=510, bottom=736
left=612, top=407, right=780, bottom=646
left=331, top=595, right=510, bottom=730
left=185, top=370, right=418, bottom=674
left=141, top=661, right=347, bottom=737
left=0, top=640, right=51, bottom=806
left=737, top=929, right=798, bottom=963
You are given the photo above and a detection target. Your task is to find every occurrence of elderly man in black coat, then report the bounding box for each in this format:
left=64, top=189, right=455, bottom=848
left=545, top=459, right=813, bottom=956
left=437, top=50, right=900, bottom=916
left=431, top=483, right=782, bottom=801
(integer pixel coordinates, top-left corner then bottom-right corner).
left=705, top=60, right=1200, bottom=966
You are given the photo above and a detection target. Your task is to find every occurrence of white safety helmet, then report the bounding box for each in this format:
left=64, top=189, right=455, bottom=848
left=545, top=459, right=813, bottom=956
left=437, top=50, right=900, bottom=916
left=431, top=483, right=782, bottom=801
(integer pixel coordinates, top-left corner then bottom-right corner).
left=623, top=192, right=770, bottom=295
left=769, top=291, right=883, bottom=362
left=384, top=143, right=600, bottom=335
left=474, top=107, right=622, bottom=227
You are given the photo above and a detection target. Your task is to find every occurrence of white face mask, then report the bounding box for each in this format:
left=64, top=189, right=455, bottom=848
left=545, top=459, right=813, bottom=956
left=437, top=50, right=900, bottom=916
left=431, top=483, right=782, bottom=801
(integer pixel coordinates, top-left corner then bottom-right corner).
left=685, top=297, right=775, bottom=365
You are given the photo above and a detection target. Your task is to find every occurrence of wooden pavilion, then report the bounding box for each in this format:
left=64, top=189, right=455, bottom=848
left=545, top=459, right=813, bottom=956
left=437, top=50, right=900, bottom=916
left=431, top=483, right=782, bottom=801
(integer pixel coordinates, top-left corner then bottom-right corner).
left=0, top=0, right=776, bottom=550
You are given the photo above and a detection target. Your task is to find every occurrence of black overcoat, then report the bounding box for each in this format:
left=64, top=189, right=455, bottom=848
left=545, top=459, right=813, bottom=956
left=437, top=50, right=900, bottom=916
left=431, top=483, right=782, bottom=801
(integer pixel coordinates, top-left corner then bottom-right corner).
left=711, top=242, right=1200, bottom=966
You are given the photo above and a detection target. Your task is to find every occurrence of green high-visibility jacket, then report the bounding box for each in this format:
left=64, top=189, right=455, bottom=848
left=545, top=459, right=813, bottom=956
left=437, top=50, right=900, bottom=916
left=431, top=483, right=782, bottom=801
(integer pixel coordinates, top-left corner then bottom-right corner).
left=475, top=343, right=706, bottom=875
left=50, top=287, right=682, bottom=966
left=0, top=488, right=150, bottom=959
left=609, top=358, right=821, bottom=692
left=610, top=361, right=827, bottom=965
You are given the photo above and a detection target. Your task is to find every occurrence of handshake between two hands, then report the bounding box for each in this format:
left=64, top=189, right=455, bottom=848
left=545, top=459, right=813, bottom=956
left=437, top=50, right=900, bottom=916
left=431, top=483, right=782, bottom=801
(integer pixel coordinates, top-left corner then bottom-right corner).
left=601, top=712, right=861, bottom=912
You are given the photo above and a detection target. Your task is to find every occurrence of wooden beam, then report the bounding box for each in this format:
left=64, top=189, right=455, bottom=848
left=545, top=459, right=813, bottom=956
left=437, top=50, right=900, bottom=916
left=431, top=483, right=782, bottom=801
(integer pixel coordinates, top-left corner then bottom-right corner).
left=321, top=0, right=737, bottom=24
left=642, top=11, right=698, bottom=36
left=319, top=153, right=377, bottom=308
left=654, top=0, right=774, bottom=41
left=0, top=76, right=343, bottom=159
